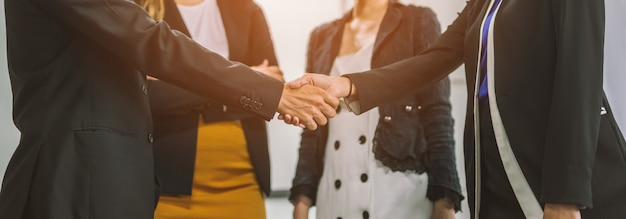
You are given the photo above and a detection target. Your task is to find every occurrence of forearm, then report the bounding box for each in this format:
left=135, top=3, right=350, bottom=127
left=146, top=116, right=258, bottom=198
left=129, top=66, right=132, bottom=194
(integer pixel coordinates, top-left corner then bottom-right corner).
left=39, top=0, right=283, bottom=120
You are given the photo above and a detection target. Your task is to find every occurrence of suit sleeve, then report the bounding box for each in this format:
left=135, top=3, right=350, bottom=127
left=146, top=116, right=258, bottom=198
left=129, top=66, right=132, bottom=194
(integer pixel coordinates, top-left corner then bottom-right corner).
left=289, top=29, right=324, bottom=205
left=35, top=0, right=283, bottom=120
left=344, top=1, right=474, bottom=113
left=540, top=0, right=605, bottom=208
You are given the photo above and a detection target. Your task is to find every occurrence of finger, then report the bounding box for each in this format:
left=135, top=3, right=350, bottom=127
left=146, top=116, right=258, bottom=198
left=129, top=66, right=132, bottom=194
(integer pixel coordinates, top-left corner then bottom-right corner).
left=321, top=91, right=340, bottom=109
left=292, top=117, right=301, bottom=126
left=277, top=114, right=284, bottom=120
left=287, top=76, right=311, bottom=89
left=319, top=102, right=337, bottom=119
left=283, top=114, right=293, bottom=124
left=302, top=115, right=318, bottom=130
left=311, top=109, right=328, bottom=127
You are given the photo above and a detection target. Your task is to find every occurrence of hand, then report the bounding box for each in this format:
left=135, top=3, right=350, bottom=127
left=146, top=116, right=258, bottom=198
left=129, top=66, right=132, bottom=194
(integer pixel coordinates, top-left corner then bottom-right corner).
left=251, top=59, right=284, bottom=82
left=293, top=195, right=312, bottom=219
left=543, top=203, right=581, bottom=219
left=278, top=84, right=339, bottom=130
left=287, top=73, right=352, bottom=98
left=280, top=74, right=353, bottom=127
left=431, top=198, right=456, bottom=219
left=146, top=75, right=159, bottom=80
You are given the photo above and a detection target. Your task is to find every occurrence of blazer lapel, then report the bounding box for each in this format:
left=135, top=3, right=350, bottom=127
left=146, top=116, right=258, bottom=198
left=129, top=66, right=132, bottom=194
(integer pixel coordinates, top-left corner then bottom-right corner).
left=320, top=14, right=349, bottom=75
left=217, top=0, right=249, bottom=61
left=163, top=0, right=191, bottom=37
left=373, top=5, right=401, bottom=58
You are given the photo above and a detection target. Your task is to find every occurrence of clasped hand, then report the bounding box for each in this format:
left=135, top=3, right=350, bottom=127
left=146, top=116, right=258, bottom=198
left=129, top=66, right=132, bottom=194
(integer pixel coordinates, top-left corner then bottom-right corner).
left=277, top=74, right=353, bottom=130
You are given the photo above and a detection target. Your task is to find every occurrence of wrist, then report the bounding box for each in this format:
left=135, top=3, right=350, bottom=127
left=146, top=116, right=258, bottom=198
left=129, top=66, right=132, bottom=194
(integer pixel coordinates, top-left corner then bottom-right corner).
left=294, top=195, right=312, bottom=208
left=339, top=76, right=354, bottom=98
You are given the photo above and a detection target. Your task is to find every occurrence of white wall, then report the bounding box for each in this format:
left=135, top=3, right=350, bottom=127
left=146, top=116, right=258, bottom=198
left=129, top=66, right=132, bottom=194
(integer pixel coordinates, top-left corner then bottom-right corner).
left=604, top=0, right=626, bottom=134
left=0, top=0, right=22, bottom=186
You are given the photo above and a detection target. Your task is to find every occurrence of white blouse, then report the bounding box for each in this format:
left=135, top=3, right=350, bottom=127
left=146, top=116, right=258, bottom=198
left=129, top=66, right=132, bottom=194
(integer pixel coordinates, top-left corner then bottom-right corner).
left=315, top=39, right=432, bottom=219
left=176, top=0, right=229, bottom=59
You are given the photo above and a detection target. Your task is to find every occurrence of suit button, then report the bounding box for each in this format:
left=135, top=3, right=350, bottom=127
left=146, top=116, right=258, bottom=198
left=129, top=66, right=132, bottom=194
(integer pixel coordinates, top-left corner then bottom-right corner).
left=361, top=173, right=368, bottom=183
left=148, top=133, right=154, bottom=144
left=334, top=179, right=341, bottom=189
left=363, top=211, right=370, bottom=219
left=142, top=84, right=148, bottom=95
left=334, top=140, right=340, bottom=150
left=417, top=105, right=422, bottom=110
left=405, top=105, right=413, bottom=112
left=359, top=135, right=366, bottom=145
left=383, top=116, right=392, bottom=122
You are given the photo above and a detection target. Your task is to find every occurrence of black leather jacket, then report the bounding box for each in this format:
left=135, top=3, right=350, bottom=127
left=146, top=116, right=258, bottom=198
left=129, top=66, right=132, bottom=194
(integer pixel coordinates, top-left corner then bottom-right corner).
left=289, top=3, right=463, bottom=210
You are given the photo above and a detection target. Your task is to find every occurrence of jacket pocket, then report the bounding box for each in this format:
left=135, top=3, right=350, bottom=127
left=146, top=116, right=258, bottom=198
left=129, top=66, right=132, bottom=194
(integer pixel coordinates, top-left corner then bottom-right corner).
left=73, top=127, right=155, bottom=218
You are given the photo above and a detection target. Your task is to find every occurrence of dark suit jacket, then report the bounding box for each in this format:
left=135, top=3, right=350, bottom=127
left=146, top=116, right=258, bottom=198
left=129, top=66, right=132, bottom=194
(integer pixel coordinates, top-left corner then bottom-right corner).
left=290, top=3, right=463, bottom=209
left=346, top=0, right=626, bottom=218
left=149, top=0, right=276, bottom=197
left=0, top=0, right=282, bottom=218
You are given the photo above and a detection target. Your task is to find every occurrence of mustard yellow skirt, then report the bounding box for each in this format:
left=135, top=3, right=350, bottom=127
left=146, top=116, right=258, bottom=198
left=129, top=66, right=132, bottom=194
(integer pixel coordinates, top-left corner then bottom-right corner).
left=154, top=120, right=266, bottom=219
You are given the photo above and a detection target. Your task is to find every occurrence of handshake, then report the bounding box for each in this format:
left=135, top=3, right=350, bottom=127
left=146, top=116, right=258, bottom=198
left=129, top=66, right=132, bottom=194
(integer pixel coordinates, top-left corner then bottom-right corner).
left=276, top=74, right=355, bottom=130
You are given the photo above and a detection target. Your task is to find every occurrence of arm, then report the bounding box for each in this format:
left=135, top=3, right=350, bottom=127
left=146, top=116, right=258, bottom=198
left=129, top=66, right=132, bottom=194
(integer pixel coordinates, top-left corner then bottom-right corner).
left=412, top=7, right=464, bottom=212
left=344, top=0, right=477, bottom=114
left=540, top=0, right=605, bottom=209
left=150, top=3, right=283, bottom=120
left=419, top=78, right=464, bottom=212
left=36, top=0, right=282, bottom=120
left=149, top=80, right=257, bottom=121
left=35, top=0, right=337, bottom=129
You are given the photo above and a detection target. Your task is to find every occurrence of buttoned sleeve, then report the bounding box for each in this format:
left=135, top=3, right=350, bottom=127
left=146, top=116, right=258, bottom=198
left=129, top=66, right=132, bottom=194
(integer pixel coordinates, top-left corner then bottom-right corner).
left=35, top=0, right=283, bottom=120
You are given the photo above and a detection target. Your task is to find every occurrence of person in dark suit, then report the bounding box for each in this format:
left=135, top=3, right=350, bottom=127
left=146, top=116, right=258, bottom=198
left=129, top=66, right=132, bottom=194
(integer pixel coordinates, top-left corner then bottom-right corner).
left=140, top=0, right=281, bottom=218
left=0, top=0, right=338, bottom=218
left=285, top=0, right=626, bottom=218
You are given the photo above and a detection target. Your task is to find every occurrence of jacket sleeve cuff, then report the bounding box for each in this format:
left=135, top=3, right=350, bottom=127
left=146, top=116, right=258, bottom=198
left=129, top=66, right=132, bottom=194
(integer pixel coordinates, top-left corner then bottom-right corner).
left=289, top=184, right=318, bottom=206
left=427, top=185, right=464, bottom=212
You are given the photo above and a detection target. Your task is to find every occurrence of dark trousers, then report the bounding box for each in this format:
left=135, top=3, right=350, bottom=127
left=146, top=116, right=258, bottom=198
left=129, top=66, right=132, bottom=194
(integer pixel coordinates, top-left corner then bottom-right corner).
left=478, top=105, right=526, bottom=219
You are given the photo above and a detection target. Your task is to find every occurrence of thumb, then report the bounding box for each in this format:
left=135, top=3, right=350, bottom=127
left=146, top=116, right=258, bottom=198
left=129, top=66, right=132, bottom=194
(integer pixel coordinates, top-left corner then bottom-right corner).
left=260, top=59, right=269, bottom=67
left=287, top=75, right=312, bottom=89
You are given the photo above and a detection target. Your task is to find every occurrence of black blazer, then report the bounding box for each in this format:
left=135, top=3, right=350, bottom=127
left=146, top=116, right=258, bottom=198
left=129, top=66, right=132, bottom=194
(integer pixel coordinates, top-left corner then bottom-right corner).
left=290, top=3, right=463, bottom=209
left=0, top=0, right=282, bottom=218
left=149, top=0, right=277, bottom=197
left=346, top=0, right=626, bottom=218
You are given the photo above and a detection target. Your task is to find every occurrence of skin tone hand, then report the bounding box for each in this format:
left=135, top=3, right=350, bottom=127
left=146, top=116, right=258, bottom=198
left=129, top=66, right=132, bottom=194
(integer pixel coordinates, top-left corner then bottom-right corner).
left=251, top=59, right=285, bottom=82
left=431, top=198, right=456, bottom=219
left=278, top=83, right=339, bottom=130
left=543, top=203, right=581, bottom=219
left=292, top=195, right=312, bottom=219
left=279, top=73, right=353, bottom=126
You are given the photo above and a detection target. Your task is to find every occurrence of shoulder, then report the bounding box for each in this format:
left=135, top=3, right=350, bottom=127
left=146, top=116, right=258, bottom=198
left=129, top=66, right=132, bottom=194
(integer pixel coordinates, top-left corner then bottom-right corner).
left=309, top=17, right=343, bottom=40
left=394, top=3, right=438, bottom=21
